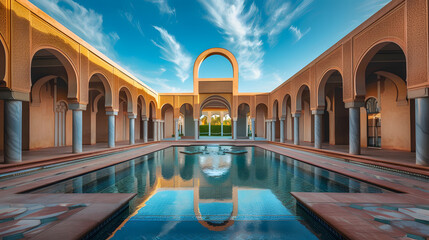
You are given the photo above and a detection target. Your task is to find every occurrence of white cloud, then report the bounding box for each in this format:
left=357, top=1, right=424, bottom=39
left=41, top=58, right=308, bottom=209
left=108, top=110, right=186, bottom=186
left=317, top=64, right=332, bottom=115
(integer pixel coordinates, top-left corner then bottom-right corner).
left=120, top=10, right=144, bottom=36
left=289, top=25, right=310, bottom=41
left=152, top=26, right=192, bottom=82
left=145, top=0, right=175, bottom=15
left=199, top=0, right=263, bottom=80
left=199, top=0, right=313, bottom=81
left=266, top=0, right=313, bottom=43
left=34, top=0, right=118, bottom=54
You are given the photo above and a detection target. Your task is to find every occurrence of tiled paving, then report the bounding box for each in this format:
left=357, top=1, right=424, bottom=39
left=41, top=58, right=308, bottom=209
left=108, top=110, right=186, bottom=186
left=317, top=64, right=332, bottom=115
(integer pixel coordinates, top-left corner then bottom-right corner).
left=0, top=141, right=427, bottom=239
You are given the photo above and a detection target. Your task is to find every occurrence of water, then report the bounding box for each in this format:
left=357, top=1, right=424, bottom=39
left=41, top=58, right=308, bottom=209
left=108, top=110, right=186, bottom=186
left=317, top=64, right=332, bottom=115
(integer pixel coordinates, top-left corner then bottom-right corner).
left=30, top=146, right=390, bottom=239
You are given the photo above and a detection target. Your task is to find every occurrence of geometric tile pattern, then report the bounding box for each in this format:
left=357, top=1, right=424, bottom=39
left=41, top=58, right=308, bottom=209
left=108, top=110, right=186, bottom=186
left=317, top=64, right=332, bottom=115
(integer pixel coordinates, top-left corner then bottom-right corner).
left=340, top=203, right=429, bottom=240
left=0, top=203, right=87, bottom=240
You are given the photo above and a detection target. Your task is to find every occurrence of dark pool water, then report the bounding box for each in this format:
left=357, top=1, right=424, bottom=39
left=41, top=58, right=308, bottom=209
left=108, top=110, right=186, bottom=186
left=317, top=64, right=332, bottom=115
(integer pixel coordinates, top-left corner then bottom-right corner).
left=30, top=146, right=390, bottom=239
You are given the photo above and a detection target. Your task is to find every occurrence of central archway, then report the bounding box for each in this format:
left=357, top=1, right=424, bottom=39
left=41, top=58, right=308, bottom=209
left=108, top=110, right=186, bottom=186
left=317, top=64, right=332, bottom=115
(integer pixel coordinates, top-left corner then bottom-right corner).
left=199, top=95, right=232, bottom=138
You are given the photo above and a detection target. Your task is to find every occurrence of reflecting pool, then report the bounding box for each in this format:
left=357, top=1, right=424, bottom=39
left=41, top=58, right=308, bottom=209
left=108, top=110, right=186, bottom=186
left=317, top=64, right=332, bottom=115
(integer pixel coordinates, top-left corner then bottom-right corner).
left=30, top=146, right=390, bottom=239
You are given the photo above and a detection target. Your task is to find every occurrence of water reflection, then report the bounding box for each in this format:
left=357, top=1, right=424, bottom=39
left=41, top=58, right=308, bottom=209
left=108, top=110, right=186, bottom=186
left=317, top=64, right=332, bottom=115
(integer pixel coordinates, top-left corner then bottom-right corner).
left=31, top=146, right=390, bottom=239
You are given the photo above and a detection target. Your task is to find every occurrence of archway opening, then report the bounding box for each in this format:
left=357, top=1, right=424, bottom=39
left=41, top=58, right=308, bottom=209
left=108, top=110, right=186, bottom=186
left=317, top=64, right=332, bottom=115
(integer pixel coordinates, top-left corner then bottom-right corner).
left=297, top=85, right=313, bottom=143
left=28, top=49, right=76, bottom=150
left=180, top=103, right=194, bottom=138
left=198, top=54, right=233, bottom=79
left=255, top=103, right=268, bottom=139
left=83, top=74, right=110, bottom=145
left=0, top=41, right=6, bottom=153
left=358, top=42, right=411, bottom=151
left=281, top=95, right=293, bottom=142
left=137, top=96, right=147, bottom=140
left=117, top=88, right=132, bottom=142
left=199, top=96, right=231, bottom=138
left=148, top=102, right=156, bottom=140
left=237, top=103, right=250, bottom=139
left=161, top=104, right=174, bottom=139
left=272, top=100, right=279, bottom=141
left=320, top=70, right=348, bottom=146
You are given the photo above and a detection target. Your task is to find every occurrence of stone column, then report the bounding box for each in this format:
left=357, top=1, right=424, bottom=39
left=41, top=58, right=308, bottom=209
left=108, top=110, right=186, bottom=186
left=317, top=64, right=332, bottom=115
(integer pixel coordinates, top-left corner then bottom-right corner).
left=416, top=97, right=429, bottom=166
left=313, top=110, right=324, bottom=149
left=143, top=117, right=148, bottom=143
left=161, top=121, right=164, bottom=140
left=69, top=104, right=86, bottom=153
left=349, top=107, right=361, bottom=154
left=347, top=102, right=363, bottom=155
left=153, top=120, right=158, bottom=141
left=106, top=111, right=117, bottom=148
left=233, top=118, right=237, bottom=140
left=157, top=121, right=162, bottom=141
left=280, top=118, right=285, bottom=143
left=128, top=114, right=136, bottom=145
left=266, top=120, right=270, bottom=140
left=208, top=112, right=212, bottom=136
left=4, top=100, right=22, bottom=163
left=293, top=113, right=301, bottom=145
left=271, top=119, right=276, bottom=142
left=175, top=118, right=179, bottom=141
left=251, top=118, right=255, bottom=140
left=194, top=119, right=199, bottom=140
left=220, top=111, right=224, bottom=136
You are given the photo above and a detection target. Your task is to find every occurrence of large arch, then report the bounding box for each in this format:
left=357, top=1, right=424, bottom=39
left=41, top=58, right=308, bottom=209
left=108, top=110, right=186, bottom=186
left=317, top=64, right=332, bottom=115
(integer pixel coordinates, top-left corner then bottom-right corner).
left=199, top=95, right=232, bottom=138
left=31, top=47, right=78, bottom=100
left=355, top=42, right=411, bottom=151
left=137, top=95, right=147, bottom=140
left=148, top=101, right=156, bottom=140
left=193, top=48, right=239, bottom=95
left=27, top=48, right=79, bottom=149
left=272, top=100, right=280, bottom=141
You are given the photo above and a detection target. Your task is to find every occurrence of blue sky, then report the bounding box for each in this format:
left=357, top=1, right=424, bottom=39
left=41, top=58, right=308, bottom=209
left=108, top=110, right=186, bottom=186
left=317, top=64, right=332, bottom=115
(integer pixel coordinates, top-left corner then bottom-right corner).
left=30, top=0, right=391, bottom=93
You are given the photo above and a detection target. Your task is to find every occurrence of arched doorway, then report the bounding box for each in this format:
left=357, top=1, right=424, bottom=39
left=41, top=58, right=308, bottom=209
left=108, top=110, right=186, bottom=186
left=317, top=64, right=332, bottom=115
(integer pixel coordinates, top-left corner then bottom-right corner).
left=137, top=96, right=147, bottom=141
left=28, top=48, right=77, bottom=150
left=199, top=95, right=232, bottom=139
left=148, top=101, right=156, bottom=141
left=117, top=87, right=133, bottom=143
left=356, top=42, right=411, bottom=151
left=296, top=85, right=313, bottom=144
left=272, top=100, right=279, bottom=141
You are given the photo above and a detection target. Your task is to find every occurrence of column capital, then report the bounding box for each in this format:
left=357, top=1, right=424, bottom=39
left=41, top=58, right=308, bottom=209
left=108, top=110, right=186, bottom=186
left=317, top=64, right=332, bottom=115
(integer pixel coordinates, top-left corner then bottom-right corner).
left=141, top=116, right=148, bottom=121
left=68, top=103, right=87, bottom=111
left=344, top=101, right=365, bottom=108
left=232, top=117, right=238, bottom=122
left=408, top=87, right=429, bottom=99
left=292, top=113, right=301, bottom=118
left=106, top=111, right=118, bottom=116
left=194, top=119, right=199, bottom=122
left=250, top=118, right=256, bottom=121
left=0, top=89, right=29, bottom=101
left=128, top=113, right=137, bottom=119
left=311, top=109, right=325, bottom=115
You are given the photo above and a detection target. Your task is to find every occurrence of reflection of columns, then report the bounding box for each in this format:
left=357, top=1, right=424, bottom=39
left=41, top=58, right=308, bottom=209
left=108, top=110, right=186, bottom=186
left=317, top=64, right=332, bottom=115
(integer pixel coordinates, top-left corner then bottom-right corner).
left=251, top=118, right=255, bottom=140
left=208, top=112, right=212, bottom=136
left=106, top=111, right=117, bottom=148
left=220, top=112, right=224, bottom=136
left=153, top=120, right=158, bottom=141
left=4, top=100, right=22, bottom=163
left=292, top=113, right=300, bottom=145
left=175, top=118, right=179, bottom=141
left=194, top=119, right=199, bottom=140
left=271, top=119, right=276, bottom=142
left=157, top=121, right=162, bottom=141
left=280, top=118, right=285, bottom=143
left=73, top=176, right=83, bottom=193
left=233, top=118, right=237, bottom=140
left=347, top=102, right=363, bottom=155
left=129, top=114, right=136, bottom=145
left=313, top=110, right=323, bottom=149
left=70, top=104, right=86, bottom=153
left=143, top=118, right=148, bottom=143
left=416, top=97, right=429, bottom=166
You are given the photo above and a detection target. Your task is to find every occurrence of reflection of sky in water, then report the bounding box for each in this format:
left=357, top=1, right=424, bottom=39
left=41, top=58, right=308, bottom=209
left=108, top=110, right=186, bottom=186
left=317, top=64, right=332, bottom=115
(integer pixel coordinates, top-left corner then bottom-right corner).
left=31, top=146, right=390, bottom=239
